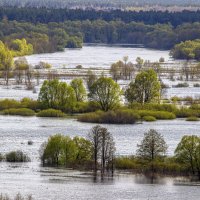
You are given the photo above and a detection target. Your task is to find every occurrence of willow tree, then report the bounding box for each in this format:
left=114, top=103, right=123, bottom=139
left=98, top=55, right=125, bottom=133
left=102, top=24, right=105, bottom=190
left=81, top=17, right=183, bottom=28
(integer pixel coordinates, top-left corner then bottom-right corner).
left=89, top=77, right=122, bottom=111
left=0, top=41, right=13, bottom=85
left=125, top=69, right=161, bottom=104
left=70, top=78, right=86, bottom=102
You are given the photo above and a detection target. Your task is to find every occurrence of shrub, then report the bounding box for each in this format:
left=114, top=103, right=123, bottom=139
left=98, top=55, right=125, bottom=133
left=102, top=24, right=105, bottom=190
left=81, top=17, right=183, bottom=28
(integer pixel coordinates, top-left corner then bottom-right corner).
left=0, top=153, right=3, bottom=161
left=175, top=108, right=199, bottom=118
left=128, top=103, right=177, bottom=113
left=173, top=83, right=189, bottom=88
left=37, top=109, right=65, bottom=117
left=143, top=116, right=157, bottom=122
left=194, top=83, right=200, bottom=87
left=115, top=156, right=140, bottom=170
left=5, top=151, right=30, bottom=162
left=2, top=108, right=35, bottom=116
left=0, top=193, right=33, bottom=200
left=78, top=109, right=140, bottom=124
left=0, top=99, right=21, bottom=110
left=136, top=110, right=176, bottom=120
left=186, top=116, right=199, bottom=121
left=20, top=98, right=40, bottom=111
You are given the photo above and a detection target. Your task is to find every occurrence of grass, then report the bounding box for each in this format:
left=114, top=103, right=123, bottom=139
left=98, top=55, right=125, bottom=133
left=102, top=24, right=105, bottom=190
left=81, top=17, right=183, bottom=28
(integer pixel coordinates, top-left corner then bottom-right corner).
left=2, top=108, right=35, bottom=116
left=143, top=116, right=157, bottom=122
left=37, top=109, right=65, bottom=117
left=78, top=109, right=140, bottom=124
left=186, top=116, right=199, bottom=121
left=136, top=110, right=176, bottom=120
left=0, top=193, right=33, bottom=200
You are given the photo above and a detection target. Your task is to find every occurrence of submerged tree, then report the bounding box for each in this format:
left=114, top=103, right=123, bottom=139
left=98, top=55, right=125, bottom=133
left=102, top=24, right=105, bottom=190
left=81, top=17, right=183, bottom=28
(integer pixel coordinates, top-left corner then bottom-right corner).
left=0, top=41, right=13, bottom=85
left=137, top=129, right=168, bottom=162
left=88, top=125, right=115, bottom=174
left=175, top=135, right=200, bottom=180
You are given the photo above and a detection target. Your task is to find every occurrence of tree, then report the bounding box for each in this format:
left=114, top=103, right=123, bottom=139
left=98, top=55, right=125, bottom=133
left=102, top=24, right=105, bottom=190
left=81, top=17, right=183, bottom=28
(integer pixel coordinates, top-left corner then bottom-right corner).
left=136, top=57, right=144, bottom=71
left=38, top=79, right=76, bottom=112
left=137, top=129, right=168, bottom=161
left=88, top=125, right=115, bottom=174
left=89, top=77, right=122, bottom=111
left=88, top=125, right=102, bottom=172
left=175, top=135, right=200, bottom=179
left=70, top=78, right=86, bottom=102
left=73, top=136, right=92, bottom=164
left=61, top=136, right=77, bottom=167
left=125, top=69, right=161, bottom=104
left=86, top=70, right=97, bottom=92
left=0, top=41, right=13, bottom=85
left=14, top=57, right=29, bottom=84
left=42, top=134, right=63, bottom=166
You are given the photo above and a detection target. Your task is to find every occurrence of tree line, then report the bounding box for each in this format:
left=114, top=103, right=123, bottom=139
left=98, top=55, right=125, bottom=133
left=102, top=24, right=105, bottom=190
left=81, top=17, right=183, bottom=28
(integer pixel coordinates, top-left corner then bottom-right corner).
left=1, top=8, right=200, bottom=26
left=1, top=17, right=200, bottom=50
left=40, top=126, right=200, bottom=180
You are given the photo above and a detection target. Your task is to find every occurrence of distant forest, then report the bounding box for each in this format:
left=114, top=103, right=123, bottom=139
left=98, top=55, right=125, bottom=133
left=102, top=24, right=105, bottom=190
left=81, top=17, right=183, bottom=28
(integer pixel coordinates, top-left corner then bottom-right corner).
left=1, top=0, right=200, bottom=8
left=0, top=7, right=200, bottom=26
left=0, top=7, right=200, bottom=51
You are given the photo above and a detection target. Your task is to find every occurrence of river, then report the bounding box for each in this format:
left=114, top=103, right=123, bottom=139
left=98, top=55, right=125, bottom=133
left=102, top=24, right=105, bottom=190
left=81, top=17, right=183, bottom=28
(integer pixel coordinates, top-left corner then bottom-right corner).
left=0, top=45, right=200, bottom=199
left=25, top=44, right=171, bottom=69
left=0, top=116, right=200, bottom=199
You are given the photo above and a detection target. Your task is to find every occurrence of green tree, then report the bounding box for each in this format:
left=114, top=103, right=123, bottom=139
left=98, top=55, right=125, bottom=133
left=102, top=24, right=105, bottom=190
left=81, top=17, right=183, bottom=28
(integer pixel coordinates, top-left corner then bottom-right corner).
left=137, top=129, right=168, bottom=161
left=73, top=136, right=92, bottom=164
left=175, top=135, right=200, bottom=179
left=89, top=77, right=122, bottom=111
left=38, top=79, right=76, bottom=112
left=0, top=41, right=13, bottom=85
left=42, top=134, right=63, bottom=166
left=61, top=136, right=77, bottom=167
left=70, top=78, right=86, bottom=102
left=125, top=69, right=161, bottom=104
left=10, top=38, right=33, bottom=56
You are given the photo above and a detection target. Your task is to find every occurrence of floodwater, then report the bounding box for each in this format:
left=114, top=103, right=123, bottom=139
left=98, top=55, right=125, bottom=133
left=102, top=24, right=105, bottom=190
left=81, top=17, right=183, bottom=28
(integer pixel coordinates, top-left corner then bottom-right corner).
left=25, top=44, right=171, bottom=69
left=0, top=45, right=200, bottom=199
left=0, top=116, right=200, bottom=199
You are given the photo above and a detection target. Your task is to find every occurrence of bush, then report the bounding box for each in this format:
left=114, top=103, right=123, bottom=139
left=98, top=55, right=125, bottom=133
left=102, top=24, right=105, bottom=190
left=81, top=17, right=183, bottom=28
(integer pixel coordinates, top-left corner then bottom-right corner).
left=115, top=156, right=140, bottom=170
left=194, top=83, right=200, bottom=87
left=128, top=103, right=177, bottom=113
left=143, top=116, right=157, bottom=122
left=173, top=83, right=189, bottom=88
left=0, top=153, right=3, bottom=161
left=0, top=193, right=33, bottom=200
left=37, top=109, right=65, bottom=117
left=0, top=99, right=21, bottom=110
left=5, top=151, right=30, bottom=162
left=175, top=108, right=199, bottom=118
left=2, top=108, right=35, bottom=116
left=136, top=110, right=176, bottom=120
left=186, top=116, right=199, bottom=121
left=20, top=98, right=40, bottom=111
left=78, top=109, right=140, bottom=124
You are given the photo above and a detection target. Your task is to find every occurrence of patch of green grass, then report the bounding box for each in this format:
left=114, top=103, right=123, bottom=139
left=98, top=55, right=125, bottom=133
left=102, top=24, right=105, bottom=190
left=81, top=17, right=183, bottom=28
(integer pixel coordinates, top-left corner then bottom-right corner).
left=143, top=116, right=157, bottom=122
left=37, top=109, right=65, bottom=117
left=186, top=116, right=199, bottom=121
left=2, top=108, right=35, bottom=116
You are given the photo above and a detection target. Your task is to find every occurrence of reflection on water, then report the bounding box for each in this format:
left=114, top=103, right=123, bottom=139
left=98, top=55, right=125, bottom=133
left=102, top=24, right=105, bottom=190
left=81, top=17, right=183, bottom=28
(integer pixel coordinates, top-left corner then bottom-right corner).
left=0, top=116, right=200, bottom=199
left=0, top=162, right=200, bottom=200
